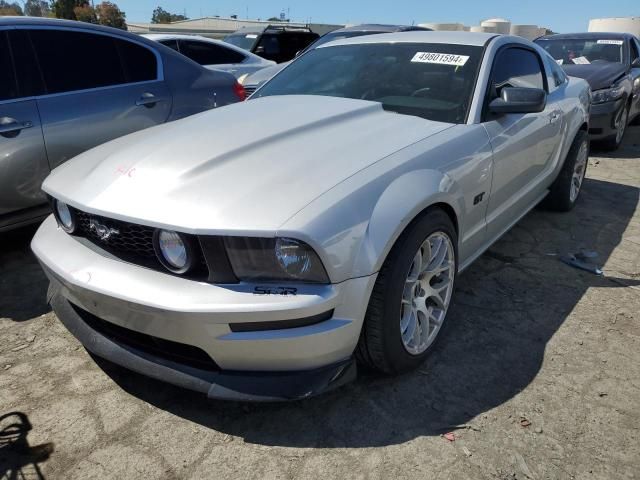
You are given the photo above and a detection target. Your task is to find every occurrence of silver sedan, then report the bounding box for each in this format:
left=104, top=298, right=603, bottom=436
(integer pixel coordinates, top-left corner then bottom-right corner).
left=32, top=31, right=590, bottom=401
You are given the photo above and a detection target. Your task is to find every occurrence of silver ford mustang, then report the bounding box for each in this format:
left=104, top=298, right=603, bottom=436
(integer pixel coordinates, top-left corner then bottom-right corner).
left=32, top=32, right=590, bottom=401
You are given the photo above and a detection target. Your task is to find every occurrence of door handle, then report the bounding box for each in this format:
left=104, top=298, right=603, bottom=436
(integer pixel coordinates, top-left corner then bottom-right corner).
left=0, top=118, right=33, bottom=135
left=135, top=93, right=163, bottom=108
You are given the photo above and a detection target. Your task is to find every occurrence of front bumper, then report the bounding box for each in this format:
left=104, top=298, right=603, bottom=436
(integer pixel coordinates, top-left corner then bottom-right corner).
left=588, top=97, right=625, bottom=140
left=32, top=216, right=376, bottom=400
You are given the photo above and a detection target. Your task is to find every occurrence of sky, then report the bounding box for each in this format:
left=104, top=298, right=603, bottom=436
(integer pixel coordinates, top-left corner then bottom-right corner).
left=115, top=0, right=639, bottom=33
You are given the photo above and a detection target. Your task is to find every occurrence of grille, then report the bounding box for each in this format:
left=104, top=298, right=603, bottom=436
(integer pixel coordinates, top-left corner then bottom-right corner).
left=69, top=208, right=210, bottom=280
left=74, top=210, right=156, bottom=258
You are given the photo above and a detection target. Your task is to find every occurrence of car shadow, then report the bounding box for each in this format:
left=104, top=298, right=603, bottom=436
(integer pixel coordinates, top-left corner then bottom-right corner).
left=0, top=224, right=51, bottom=321
left=95, top=174, right=640, bottom=448
left=0, top=412, right=54, bottom=480
left=591, top=125, right=640, bottom=159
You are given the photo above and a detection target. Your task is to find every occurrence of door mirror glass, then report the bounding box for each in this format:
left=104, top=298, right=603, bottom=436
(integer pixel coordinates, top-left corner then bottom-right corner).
left=489, top=87, right=547, bottom=114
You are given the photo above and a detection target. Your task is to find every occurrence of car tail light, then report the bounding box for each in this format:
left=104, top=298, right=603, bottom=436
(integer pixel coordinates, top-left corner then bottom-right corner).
left=233, top=82, right=247, bottom=101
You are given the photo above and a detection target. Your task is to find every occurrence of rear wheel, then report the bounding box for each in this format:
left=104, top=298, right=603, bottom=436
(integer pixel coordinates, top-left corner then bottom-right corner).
left=356, top=209, right=457, bottom=374
left=540, top=130, right=589, bottom=212
left=600, top=102, right=629, bottom=151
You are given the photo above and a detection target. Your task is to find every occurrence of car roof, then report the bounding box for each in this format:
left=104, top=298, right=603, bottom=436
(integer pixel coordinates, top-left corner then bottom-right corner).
left=333, top=24, right=431, bottom=33
left=0, top=16, right=160, bottom=46
left=320, top=30, right=499, bottom=48
left=537, top=32, right=633, bottom=41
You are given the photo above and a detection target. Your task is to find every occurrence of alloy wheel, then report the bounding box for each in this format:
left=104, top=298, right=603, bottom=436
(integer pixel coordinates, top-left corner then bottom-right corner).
left=570, top=140, right=588, bottom=203
left=400, top=232, right=455, bottom=355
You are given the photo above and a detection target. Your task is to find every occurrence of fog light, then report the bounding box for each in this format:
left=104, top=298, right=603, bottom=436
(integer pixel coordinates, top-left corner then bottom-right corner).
left=155, top=230, right=191, bottom=273
left=55, top=200, right=75, bottom=233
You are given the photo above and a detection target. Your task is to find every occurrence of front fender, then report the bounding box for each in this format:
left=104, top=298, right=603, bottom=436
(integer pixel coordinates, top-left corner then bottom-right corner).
left=351, top=169, right=463, bottom=278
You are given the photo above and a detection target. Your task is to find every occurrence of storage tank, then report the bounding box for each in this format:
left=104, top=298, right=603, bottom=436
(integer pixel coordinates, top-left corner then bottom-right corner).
left=481, top=18, right=511, bottom=34
left=418, top=22, right=465, bottom=31
left=510, top=24, right=541, bottom=40
left=589, top=17, right=640, bottom=37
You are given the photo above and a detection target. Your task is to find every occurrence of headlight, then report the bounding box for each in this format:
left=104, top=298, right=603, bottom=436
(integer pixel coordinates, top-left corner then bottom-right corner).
left=592, top=84, right=625, bottom=104
left=224, top=237, right=329, bottom=283
left=54, top=200, right=75, bottom=233
left=154, top=230, right=192, bottom=273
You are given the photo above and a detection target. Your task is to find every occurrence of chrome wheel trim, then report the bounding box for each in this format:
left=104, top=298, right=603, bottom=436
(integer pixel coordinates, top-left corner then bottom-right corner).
left=570, top=140, right=588, bottom=202
left=615, top=104, right=628, bottom=145
left=400, top=232, right=455, bottom=355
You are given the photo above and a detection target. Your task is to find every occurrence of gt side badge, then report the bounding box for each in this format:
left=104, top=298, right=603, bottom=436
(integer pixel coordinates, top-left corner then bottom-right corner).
left=473, top=192, right=485, bottom=205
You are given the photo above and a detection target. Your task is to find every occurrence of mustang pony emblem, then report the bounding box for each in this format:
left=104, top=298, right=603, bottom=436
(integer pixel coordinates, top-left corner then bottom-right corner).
left=89, top=219, right=119, bottom=241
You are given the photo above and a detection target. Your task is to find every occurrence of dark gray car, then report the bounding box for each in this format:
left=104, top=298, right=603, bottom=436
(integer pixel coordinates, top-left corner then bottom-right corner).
left=535, top=32, right=640, bottom=150
left=0, top=17, right=243, bottom=231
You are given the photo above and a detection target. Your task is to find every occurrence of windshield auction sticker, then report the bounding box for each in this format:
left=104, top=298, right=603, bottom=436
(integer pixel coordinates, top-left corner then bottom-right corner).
left=597, top=39, right=623, bottom=45
left=571, top=56, right=591, bottom=65
left=411, top=52, right=469, bottom=66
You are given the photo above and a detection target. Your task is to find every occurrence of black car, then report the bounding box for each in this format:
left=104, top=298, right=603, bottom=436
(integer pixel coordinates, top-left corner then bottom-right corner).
left=224, top=25, right=319, bottom=64
left=535, top=32, right=640, bottom=150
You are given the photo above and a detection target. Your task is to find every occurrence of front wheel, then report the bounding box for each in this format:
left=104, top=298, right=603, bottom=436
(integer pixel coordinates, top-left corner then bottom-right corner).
left=600, top=102, right=629, bottom=151
left=540, top=130, right=589, bottom=212
left=356, top=209, right=457, bottom=374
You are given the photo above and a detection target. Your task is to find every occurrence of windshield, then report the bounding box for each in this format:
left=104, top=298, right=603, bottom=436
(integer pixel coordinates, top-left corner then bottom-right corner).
left=224, top=33, right=259, bottom=51
left=255, top=42, right=483, bottom=124
left=535, top=38, right=624, bottom=65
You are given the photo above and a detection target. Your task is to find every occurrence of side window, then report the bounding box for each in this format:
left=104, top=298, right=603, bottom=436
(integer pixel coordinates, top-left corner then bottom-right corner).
left=630, top=39, right=640, bottom=63
left=258, top=35, right=281, bottom=57
left=179, top=40, right=246, bottom=65
left=491, top=47, right=545, bottom=97
left=160, top=39, right=179, bottom=51
left=115, top=38, right=158, bottom=82
left=29, top=29, right=125, bottom=94
left=8, top=30, right=46, bottom=98
left=0, top=31, right=18, bottom=101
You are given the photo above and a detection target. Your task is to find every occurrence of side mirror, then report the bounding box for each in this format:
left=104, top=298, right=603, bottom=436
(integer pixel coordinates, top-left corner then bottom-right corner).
left=632, top=58, right=640, bottom=68
left=489, top=87, right=547, bottom=115
left=254, top=46, right=265, bottom=55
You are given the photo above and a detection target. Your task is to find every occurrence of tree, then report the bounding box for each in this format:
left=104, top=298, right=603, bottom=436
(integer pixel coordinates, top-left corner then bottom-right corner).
left=151, top=6, right=187, bottom=24
left=96, top=1, right=126, bottom=29
left=73, top=3, right=97, bottom=23
left=0, top=0, right=24, bottom=15
left=51, top=0, right=80, bottom=19
left=24, top=0, right=51, bottom=16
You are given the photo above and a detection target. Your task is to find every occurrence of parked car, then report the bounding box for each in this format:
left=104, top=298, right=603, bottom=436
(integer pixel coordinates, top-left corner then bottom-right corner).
left=33, top=31, right=590, bottom=401
left=535, top=32, right=640, bottom=150
left=142, top=34, right=276, bottom=79
left=224, top=25, right=319, bottom=64
left=0, top=17, right=244, bottom=232
left=241, top=24, right=432, bottom=95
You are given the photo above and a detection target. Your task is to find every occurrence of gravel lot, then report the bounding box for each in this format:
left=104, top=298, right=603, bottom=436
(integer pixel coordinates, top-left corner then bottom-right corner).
left=1, top=128, right=639, bottom=480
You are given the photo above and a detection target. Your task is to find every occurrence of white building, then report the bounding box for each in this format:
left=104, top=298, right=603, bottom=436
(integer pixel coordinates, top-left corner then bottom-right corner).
left=127, top=16, right=343, bottom=39
left=589, top=17, right=640, bottom=37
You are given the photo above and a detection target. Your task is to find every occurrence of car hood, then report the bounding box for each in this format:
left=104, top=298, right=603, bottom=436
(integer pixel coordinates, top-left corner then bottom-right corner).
left=43, top=95, right=452, bottom=234
left=562, top=62, right=627, bottom=91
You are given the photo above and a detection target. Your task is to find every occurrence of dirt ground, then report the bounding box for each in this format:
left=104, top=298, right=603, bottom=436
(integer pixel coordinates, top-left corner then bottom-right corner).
left=1, top=128, right=639, bottom=480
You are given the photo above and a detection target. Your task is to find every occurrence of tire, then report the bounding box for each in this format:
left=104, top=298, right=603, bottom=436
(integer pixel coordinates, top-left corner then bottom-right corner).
left=600, top=101, right=629, bottom=151
left=356, top=208, right=458, bottom=374
left=540, top=130, right=589, bottom=212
